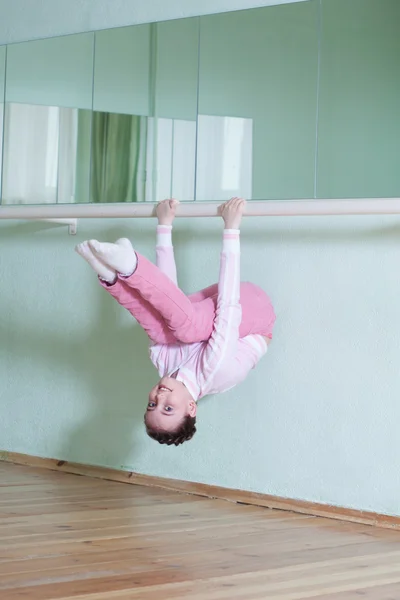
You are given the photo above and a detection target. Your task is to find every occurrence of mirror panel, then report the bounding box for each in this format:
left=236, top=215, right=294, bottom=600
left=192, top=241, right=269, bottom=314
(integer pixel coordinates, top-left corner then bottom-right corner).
left=197, top=2, right=319, bottom=201
left=2, top=0, right=397, bottom=206
left=94, top=24, right=151, bottom=117
left=317, top=0, right=400, bottom=198
left=2, top=33, right=94, bottom=204
left=91, top=24, right=151, bottom=204
left=154, top=18, right=199, bottom=202
left=91, top=18, right=199, bottom=204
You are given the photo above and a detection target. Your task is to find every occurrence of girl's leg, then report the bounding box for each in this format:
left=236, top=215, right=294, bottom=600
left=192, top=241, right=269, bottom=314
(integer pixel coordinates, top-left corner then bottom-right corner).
left=189, top=282, right=275, bottom=339
left=188, top=284, right=218, bottom=303
left=85, top=239, right=275, bottom=342
left=238, top=282, right=276, bottom=339
left=100, top=279, right=177, bottom=345
left=119, top=254, right=217, bottom=343
left=76, top=241, right=175, bottom=344
left=105, top=279, right=276, bottom=343
left=90, top=239, right=216, bottom=344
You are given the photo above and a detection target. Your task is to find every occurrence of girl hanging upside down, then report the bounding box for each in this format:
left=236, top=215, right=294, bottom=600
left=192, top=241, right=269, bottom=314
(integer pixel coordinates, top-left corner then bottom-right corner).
left=75, top=197, right=275, bottom=446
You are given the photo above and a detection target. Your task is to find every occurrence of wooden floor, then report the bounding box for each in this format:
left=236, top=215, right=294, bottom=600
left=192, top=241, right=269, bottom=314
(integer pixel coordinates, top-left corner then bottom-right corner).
left=1, top=464, right=400, bottom=599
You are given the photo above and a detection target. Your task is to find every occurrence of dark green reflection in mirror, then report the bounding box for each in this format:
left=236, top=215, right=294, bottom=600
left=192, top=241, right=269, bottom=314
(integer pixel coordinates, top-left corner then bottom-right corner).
left=89, top=111, right=146, bottom=204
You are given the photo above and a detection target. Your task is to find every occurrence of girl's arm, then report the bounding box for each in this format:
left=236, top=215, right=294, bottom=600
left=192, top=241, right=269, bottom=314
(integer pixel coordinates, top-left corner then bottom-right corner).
left=155, top=199, right=179, bottom=285
left=200, top=198, right=246, bottom=385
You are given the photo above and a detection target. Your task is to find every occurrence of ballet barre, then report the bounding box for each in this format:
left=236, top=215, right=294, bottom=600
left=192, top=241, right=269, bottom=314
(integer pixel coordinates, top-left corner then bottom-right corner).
left=0, top=198, right=400, bottom=221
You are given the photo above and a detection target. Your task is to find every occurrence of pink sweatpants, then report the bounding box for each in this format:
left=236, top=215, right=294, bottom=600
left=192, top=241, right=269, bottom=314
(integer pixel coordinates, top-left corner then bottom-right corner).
left=100, top=253, right=275, bottom=345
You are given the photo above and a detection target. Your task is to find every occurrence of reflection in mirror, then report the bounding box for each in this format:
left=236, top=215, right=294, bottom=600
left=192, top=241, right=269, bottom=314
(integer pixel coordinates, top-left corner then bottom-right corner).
left=90, top=110, right=147, bottom=203
left=92, top=18, right=199, bottom=203
left=317, top=0, right=400, bottom=198
left=197, top=2, right=319, bottom=200
left=0, top=46, right=5, bottom=196
left=2, top=33, right=94, bottom=204
left=196, top=115, right=253, bottom=201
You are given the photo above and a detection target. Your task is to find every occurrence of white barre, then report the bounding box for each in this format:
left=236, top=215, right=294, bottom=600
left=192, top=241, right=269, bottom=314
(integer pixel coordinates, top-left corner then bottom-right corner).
left=0, top=198, right=400, bottom=219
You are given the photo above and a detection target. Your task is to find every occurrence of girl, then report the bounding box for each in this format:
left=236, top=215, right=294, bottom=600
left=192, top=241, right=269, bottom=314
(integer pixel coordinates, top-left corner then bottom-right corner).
left=75, top=198, right=275, bottom=446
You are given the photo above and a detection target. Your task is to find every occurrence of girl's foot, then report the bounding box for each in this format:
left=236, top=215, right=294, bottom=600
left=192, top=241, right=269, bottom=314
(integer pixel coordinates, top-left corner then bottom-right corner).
left=88, top=238, right=138, bottom=276
left=75, top=241, right=117, bottom=283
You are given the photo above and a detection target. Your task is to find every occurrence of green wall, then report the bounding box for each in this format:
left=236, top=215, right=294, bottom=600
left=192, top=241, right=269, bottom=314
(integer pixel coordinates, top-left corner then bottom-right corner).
left=1, top=214, right=400, bottom=516
left=1, top=0, right=400, bottom=516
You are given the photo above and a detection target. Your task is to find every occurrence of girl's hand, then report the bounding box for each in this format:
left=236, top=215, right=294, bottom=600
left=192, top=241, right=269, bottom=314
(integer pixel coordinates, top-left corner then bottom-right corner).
left=156, top=199, right=179, bottom=226
left=219, top=197, right=247, bottom=229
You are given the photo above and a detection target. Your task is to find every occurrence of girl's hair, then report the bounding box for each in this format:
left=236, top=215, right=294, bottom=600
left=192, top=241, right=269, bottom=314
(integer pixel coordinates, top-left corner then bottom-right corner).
left=145, top=415, right=197, bottom=446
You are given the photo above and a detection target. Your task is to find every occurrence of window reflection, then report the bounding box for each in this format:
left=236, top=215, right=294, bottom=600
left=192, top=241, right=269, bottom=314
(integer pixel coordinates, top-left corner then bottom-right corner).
left=196, top=115, right=253, bottom=201
left=1, top=103, right=196, bottom=204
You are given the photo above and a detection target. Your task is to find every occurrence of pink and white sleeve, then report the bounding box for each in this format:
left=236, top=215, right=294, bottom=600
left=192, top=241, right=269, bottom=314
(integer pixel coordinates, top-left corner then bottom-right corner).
left=200, top=229, right=242, bottom=386
left=155, top=225, right=178, bottom=286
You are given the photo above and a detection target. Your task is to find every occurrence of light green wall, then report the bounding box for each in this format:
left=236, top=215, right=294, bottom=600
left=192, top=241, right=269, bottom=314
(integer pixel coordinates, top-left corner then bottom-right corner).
left=1, top=215, right=400, bottom=516
left=0, top=1, right=308, bottom=45
left=1, top=0, right=400, bottom=517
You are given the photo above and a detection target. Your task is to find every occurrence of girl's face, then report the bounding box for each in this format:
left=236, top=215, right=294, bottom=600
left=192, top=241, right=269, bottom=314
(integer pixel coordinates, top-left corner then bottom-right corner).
left=145, top=377, right=197, bottom=433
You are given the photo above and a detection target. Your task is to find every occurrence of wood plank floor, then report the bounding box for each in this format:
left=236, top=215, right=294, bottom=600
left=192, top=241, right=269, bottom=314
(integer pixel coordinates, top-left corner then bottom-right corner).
left=1, top=464, right=400, bottom=599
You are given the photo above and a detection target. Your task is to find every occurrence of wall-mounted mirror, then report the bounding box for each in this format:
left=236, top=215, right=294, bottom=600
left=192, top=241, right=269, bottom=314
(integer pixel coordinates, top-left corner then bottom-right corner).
left=91, top=18, right=199, bottom=204
left=197, top=2, right=319, bottom=201
left=0, top=46, right=6, bottom=196
left=1, top=33, right=94, bottom=204
left=0, top=0, right=398, bottom=205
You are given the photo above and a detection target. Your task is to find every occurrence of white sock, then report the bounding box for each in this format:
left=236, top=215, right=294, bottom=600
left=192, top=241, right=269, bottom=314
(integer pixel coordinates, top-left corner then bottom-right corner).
left=88, top=238, right=138, bottom=276
left=75, top=241, right=117, bottom=284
